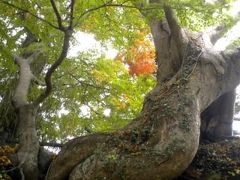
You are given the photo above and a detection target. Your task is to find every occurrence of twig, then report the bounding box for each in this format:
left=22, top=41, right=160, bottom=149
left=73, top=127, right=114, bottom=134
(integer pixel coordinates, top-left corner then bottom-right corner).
left=78, top=1, right=138, bottom=20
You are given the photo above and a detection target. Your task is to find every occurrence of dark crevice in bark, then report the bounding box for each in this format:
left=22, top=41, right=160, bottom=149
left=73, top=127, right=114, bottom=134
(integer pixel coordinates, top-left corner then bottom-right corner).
left=201, top=90, right=236, bottom=141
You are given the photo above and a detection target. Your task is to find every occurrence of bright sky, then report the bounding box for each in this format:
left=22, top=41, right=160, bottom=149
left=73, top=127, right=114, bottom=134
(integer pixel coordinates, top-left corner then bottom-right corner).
left=209, top=0, right=240, bottom=51
left=214, top=21, right=240, bottom=51
left=69, top=31, right=118, bottom=59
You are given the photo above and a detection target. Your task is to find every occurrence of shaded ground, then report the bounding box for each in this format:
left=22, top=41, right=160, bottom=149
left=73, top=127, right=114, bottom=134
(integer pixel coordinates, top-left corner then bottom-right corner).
left=178, top=137, right=240, bottom=180
left=1, top=137, right=240, bottom=179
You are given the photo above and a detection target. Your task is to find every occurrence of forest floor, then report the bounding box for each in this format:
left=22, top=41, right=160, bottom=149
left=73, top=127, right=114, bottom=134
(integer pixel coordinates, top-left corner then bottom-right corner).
left=178, top=137, right=240, bottom=180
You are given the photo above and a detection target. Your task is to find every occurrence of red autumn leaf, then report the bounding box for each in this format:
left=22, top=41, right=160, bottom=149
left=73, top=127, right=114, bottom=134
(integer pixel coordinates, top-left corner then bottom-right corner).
left=115, top=33, right=156, bottom=76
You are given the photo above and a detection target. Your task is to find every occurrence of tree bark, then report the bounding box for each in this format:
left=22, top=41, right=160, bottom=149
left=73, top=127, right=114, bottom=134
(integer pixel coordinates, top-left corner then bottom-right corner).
left=17, top=104, right=39, bottom=180
left=201, top=90, right=236, bottom=141
left=12, top=54, right=40, bottom=179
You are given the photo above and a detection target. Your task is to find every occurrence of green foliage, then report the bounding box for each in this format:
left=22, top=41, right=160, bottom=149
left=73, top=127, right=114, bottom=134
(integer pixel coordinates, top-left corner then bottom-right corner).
left=37, top=52, right=155, bottom=142
left=77, top=0, right=148, bottom=49
left=227, top=38, right=240, bottom=50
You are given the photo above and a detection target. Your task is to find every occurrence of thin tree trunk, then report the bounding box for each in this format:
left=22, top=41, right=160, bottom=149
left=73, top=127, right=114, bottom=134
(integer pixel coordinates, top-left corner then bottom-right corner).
left=12, top=33, right=44, bottom=179
left=17, top=104, right=39, bottom=179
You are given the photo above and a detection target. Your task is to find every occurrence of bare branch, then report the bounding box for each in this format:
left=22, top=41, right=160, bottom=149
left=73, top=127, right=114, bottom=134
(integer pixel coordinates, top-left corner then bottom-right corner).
left=77, top=1, right=137, bottom=20
left=68, top=72, right=109, bottom=90
left=30, top=0, right=75, bottom=105
left=69, top=0, right=75, bottom=28
left=34, top=30, right=73, bottom=106
left=0, top=0, right=59, bottom=30
left=50, top=0, right=64, bottom=30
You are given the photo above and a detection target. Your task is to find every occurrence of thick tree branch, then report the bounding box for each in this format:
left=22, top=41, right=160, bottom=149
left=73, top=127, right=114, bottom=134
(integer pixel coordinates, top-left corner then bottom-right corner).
left=12, top=55, right=34, bottom=108
left=163, top=5, right=188, bottom=59
left=203, top=25, right=226, bottom=45
left=223, top=48, right=240, bottom=90
left=0, top=0, right=59, bottom=30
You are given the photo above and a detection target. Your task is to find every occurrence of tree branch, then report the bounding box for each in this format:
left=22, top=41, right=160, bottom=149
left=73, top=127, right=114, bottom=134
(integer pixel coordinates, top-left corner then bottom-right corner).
left=33, top=0, right=76, bottom=106
left=204, top=25, right=226, bottom=45
left=12, top=56, right=33, bottom=108
left=34, top=30, right=72, bottom=106
left=68, top=72, right=110, bottom=90
left=0, top=0, right=59, bottom=30
left=50, top=0, right=64, bottom=30
left=77, top=0, right=137, bottom=20
left=163, top=5, right=188, bottom=59
left=69, top=0, right=75, bottom=28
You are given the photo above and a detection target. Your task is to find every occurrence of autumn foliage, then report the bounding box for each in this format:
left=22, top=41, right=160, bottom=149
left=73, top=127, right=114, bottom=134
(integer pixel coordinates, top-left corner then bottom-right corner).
left=115, top=34, right=156, bottom=76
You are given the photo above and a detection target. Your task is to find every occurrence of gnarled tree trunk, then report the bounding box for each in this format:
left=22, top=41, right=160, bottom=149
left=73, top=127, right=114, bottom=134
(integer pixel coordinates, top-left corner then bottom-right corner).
left=46, top=6, right=240, bottom=180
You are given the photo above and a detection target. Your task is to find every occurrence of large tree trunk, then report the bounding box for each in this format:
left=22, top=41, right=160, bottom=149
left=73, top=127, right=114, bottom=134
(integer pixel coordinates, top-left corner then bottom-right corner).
left=46, top=7, right=240, bottom=180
